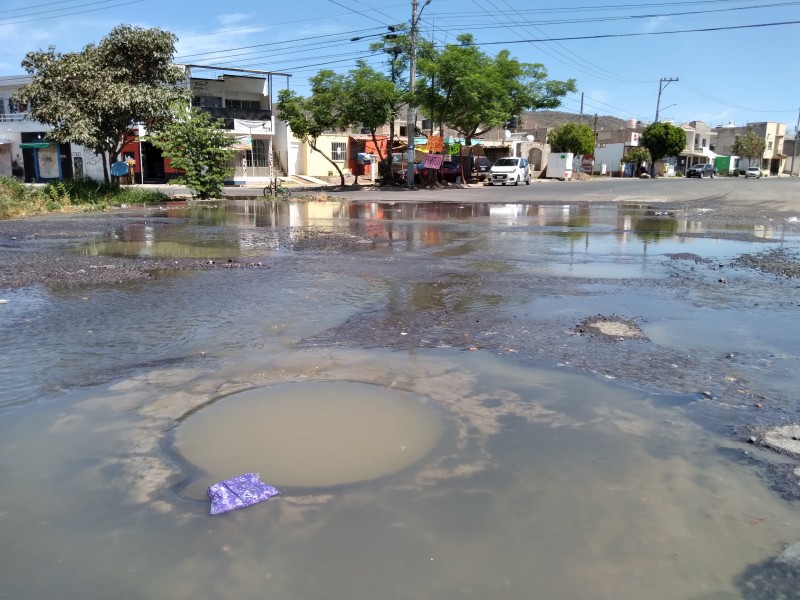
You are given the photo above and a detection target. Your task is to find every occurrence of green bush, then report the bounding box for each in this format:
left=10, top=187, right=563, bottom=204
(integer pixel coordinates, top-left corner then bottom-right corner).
left=1, top=176, right=170, bottom=219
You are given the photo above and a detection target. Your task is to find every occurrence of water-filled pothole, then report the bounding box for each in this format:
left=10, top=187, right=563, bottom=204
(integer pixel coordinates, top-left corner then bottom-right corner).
left=173, top=381, right=443, bottom=495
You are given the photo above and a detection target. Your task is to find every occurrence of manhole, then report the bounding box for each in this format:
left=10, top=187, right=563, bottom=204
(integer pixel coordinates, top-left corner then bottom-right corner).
left=174, top=381, right=442, bottom=494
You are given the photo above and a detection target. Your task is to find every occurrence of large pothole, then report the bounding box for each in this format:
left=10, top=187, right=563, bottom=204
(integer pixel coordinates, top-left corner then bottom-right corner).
left=173, top=380, right=443, bottom=495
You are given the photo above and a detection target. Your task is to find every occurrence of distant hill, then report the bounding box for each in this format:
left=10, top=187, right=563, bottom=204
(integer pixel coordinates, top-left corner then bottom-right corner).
left=521, top=110, right=631, bottom=132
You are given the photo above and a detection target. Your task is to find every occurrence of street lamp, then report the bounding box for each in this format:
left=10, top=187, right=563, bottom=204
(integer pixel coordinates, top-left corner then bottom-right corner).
left=406, top=0, right=432, bottom=189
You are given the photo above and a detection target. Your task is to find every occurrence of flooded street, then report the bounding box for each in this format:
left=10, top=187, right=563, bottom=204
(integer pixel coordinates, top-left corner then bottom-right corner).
left=1, top=189, right=799, bottom=599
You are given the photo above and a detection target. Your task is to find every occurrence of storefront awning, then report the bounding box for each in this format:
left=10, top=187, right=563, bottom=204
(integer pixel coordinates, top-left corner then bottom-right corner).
left=19, top=142, right=50, bottom=149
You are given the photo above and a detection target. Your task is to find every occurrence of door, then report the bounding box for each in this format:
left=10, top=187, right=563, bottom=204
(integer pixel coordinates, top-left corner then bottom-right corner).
left=72, top=156, right=84, bottom=179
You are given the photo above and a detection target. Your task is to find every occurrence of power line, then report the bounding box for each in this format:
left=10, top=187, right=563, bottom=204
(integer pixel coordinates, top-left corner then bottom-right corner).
left=0, top=0, right=143, bottom=25
left=475, top=19, right=800, bottom=45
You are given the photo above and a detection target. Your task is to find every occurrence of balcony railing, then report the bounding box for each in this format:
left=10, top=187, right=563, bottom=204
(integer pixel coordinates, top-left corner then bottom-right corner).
left=0, top=113, right=29, bottom=122
left=199, top=107, right=272, bottom=124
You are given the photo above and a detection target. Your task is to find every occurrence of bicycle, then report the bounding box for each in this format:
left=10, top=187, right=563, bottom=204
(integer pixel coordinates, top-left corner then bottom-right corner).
left=263, top=177, right=291, bottom=201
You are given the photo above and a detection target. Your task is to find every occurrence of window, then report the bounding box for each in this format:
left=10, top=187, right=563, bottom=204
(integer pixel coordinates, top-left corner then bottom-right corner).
left=331, top=142, right=347, bottom=161
left=192, top=96, right=223, bottom=108
left=248, top=139, right=268, bottom=168
left=225, top=99, right=261, bottom=110
left=767, top=141, right=773, bottom=150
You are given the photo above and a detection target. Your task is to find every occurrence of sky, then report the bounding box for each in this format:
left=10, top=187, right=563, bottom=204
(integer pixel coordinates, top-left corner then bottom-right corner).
left=1, top=0, right=799, bottom=132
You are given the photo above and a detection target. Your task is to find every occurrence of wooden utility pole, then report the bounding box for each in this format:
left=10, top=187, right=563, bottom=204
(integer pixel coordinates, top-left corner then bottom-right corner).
left=791, top=107, right=800, bottom=177
left=655, top=77, right=678, bottom=122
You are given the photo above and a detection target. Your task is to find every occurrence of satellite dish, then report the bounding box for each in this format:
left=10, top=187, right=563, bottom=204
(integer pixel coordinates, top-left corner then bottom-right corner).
left=526, top=134, right=534, bottom=142
left=504, top=129, right=511, bottom=139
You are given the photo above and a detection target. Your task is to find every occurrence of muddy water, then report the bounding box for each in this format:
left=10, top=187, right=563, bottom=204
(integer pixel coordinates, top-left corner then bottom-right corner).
left=1, top=200, right=799, bottom=599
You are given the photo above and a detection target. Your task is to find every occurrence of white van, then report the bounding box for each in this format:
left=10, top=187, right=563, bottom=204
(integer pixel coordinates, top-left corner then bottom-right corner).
left=487, top=157, right=530, bottom=186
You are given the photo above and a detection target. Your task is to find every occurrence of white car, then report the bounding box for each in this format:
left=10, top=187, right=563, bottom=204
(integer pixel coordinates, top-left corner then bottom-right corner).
left=744, top=167, right=762, bottom=179
left=488, top=157, right=531, bottom=186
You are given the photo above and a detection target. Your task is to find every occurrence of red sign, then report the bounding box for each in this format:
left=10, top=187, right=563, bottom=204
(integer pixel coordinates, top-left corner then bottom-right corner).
left=424, top=154, right=443, bottom=169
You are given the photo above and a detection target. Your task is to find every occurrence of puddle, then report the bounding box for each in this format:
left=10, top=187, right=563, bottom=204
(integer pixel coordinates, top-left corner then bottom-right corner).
left=0, top=347, right=797, bottom=600
left=174, top=381, right=442, bottom=493
left=3, top=199, right=800, bottom=599
left=74, top=201, right=798, bottom=264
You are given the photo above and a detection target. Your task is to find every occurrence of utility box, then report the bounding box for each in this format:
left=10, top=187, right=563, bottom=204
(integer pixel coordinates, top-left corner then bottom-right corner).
left=546, top=152, right=574, bottom=180
left=714, top=155, right=739, bottom=175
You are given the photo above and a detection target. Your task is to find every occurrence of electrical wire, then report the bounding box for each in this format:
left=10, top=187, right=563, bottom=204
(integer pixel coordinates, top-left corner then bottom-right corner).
left=0, top=0, right=143, bottom=25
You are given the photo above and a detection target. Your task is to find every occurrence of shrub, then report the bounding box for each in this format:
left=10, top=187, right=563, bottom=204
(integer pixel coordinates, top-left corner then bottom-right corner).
left=1, top=176, right=170, bottom=219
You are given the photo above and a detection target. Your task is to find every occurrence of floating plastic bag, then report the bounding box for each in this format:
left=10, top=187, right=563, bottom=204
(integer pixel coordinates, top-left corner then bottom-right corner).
left=207, top=473, right=280, bottom=515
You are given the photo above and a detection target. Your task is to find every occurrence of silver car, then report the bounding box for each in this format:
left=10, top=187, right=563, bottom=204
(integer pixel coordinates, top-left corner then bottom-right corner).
left=744, top=167, right=762, bottom=179
left=487, top=157, right=531, bottom=186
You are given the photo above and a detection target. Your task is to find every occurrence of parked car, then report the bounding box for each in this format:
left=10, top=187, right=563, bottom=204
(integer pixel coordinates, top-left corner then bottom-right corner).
left=686, top=163, right=717, bottom=178
left=394, top=163, right=424, bottom=185
left=431, top=160, right=463, bottom=183
left=487, top=157, right=530, bottom=186
left=470, top=155, right=492, bottom=181
left=396, top=161, right=464, bottom=184
left=744, top=167, right=762, bottom=179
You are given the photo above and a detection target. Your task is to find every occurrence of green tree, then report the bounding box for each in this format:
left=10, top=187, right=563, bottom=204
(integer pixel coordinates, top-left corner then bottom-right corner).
left=640, top=122, right=686, bottom=177
left=416, top=34, right=575, bottom=180
left=547, top=123, right=595, bottom=155
left=342, top=61, right=403, bottom=182
left=621, top=147, right=652, bottom=166
left=731, top=130, right=765, bottom=170
left=277, top=70, right=350, bottom=186
left=13, top=25, right=190, bottom=183
left=147, top=107, right=235, bottom=200
left=370, top=30, right=412, bottom=183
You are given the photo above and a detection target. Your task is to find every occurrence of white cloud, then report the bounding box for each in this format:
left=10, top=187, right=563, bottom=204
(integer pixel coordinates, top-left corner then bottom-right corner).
left=641, top=16, right=670, bottom=34
left=218, top=13, right=252, bottom=27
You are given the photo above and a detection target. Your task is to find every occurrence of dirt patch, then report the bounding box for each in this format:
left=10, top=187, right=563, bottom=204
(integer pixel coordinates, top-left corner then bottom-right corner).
left=574, top=315, right=648, bottom=340
left=732, top=247, right=800, bottom=278
left=747, top=424, right=800, bottom=460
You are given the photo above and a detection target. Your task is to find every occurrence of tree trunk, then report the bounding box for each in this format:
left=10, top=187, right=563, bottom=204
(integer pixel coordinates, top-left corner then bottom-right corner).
left=309, top=140, right=346, bottom=186
left=101, top=152, right=110, bottom=183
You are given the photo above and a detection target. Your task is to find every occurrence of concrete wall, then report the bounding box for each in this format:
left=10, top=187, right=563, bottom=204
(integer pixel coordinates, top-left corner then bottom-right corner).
left=303, top=133, right=351, bottom=178
left=594, top=143, right=625, bottom=173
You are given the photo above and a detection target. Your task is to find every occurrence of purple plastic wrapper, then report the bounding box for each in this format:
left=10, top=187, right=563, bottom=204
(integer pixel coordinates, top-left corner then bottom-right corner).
left=207, top=473, right=281, bottom=515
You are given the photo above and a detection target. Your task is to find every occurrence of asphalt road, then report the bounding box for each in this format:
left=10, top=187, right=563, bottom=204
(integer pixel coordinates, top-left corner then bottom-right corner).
left=160, top=176, right=800, bottom=215
left=318, top=175, right=800, bottom=210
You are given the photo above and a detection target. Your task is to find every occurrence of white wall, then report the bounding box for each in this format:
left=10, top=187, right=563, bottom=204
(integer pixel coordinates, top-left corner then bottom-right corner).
left=0, top=143, right=12, bottom=177
left=71, top=145, right=106, bottom=180
left=593, top=143, right=625, bottom=172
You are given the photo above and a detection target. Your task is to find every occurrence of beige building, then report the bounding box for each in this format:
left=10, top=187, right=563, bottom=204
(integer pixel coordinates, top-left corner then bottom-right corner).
left=714, top=122, right=786, bottom=176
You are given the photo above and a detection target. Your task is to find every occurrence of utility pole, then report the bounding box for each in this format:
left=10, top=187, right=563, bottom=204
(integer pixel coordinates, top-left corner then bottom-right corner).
left=579, top=92, right=584, bottom=125
left=654, top=77, right=678, bottom=123
left=791, top=107, right=800, bottom=177
left=406, top=0, right=431, bottom=189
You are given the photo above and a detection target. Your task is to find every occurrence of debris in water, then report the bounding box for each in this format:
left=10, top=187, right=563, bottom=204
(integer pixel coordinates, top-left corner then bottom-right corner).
left=207, top=473, right=280, bottom=515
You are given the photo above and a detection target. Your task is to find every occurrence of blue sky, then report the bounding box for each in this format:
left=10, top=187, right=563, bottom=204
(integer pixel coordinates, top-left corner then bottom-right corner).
left=1, top=0, right=798, bottom=131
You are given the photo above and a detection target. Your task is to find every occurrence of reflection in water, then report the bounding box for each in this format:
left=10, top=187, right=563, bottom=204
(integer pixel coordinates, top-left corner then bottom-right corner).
left=77, top=200, right=797, bottom=264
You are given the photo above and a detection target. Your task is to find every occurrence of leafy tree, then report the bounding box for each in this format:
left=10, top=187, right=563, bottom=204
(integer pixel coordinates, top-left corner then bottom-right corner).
left=416, top=34, right=575, bottom=180
left=547, top=123, right=595, bottom=155
left=147, top=107, right=235, bottom=200
left=342, top=61, right=403, bottom=181
left=731, top=130, right=765, bottom=169
left=277, top=70, right=350, bottom=186
left=640, top=122, right=686, bottom=177
left=370, top=30, right=411, bottom=183
left=621, top=147, right=652, bottom=165
left=13, top=25, right=190, bottom=183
